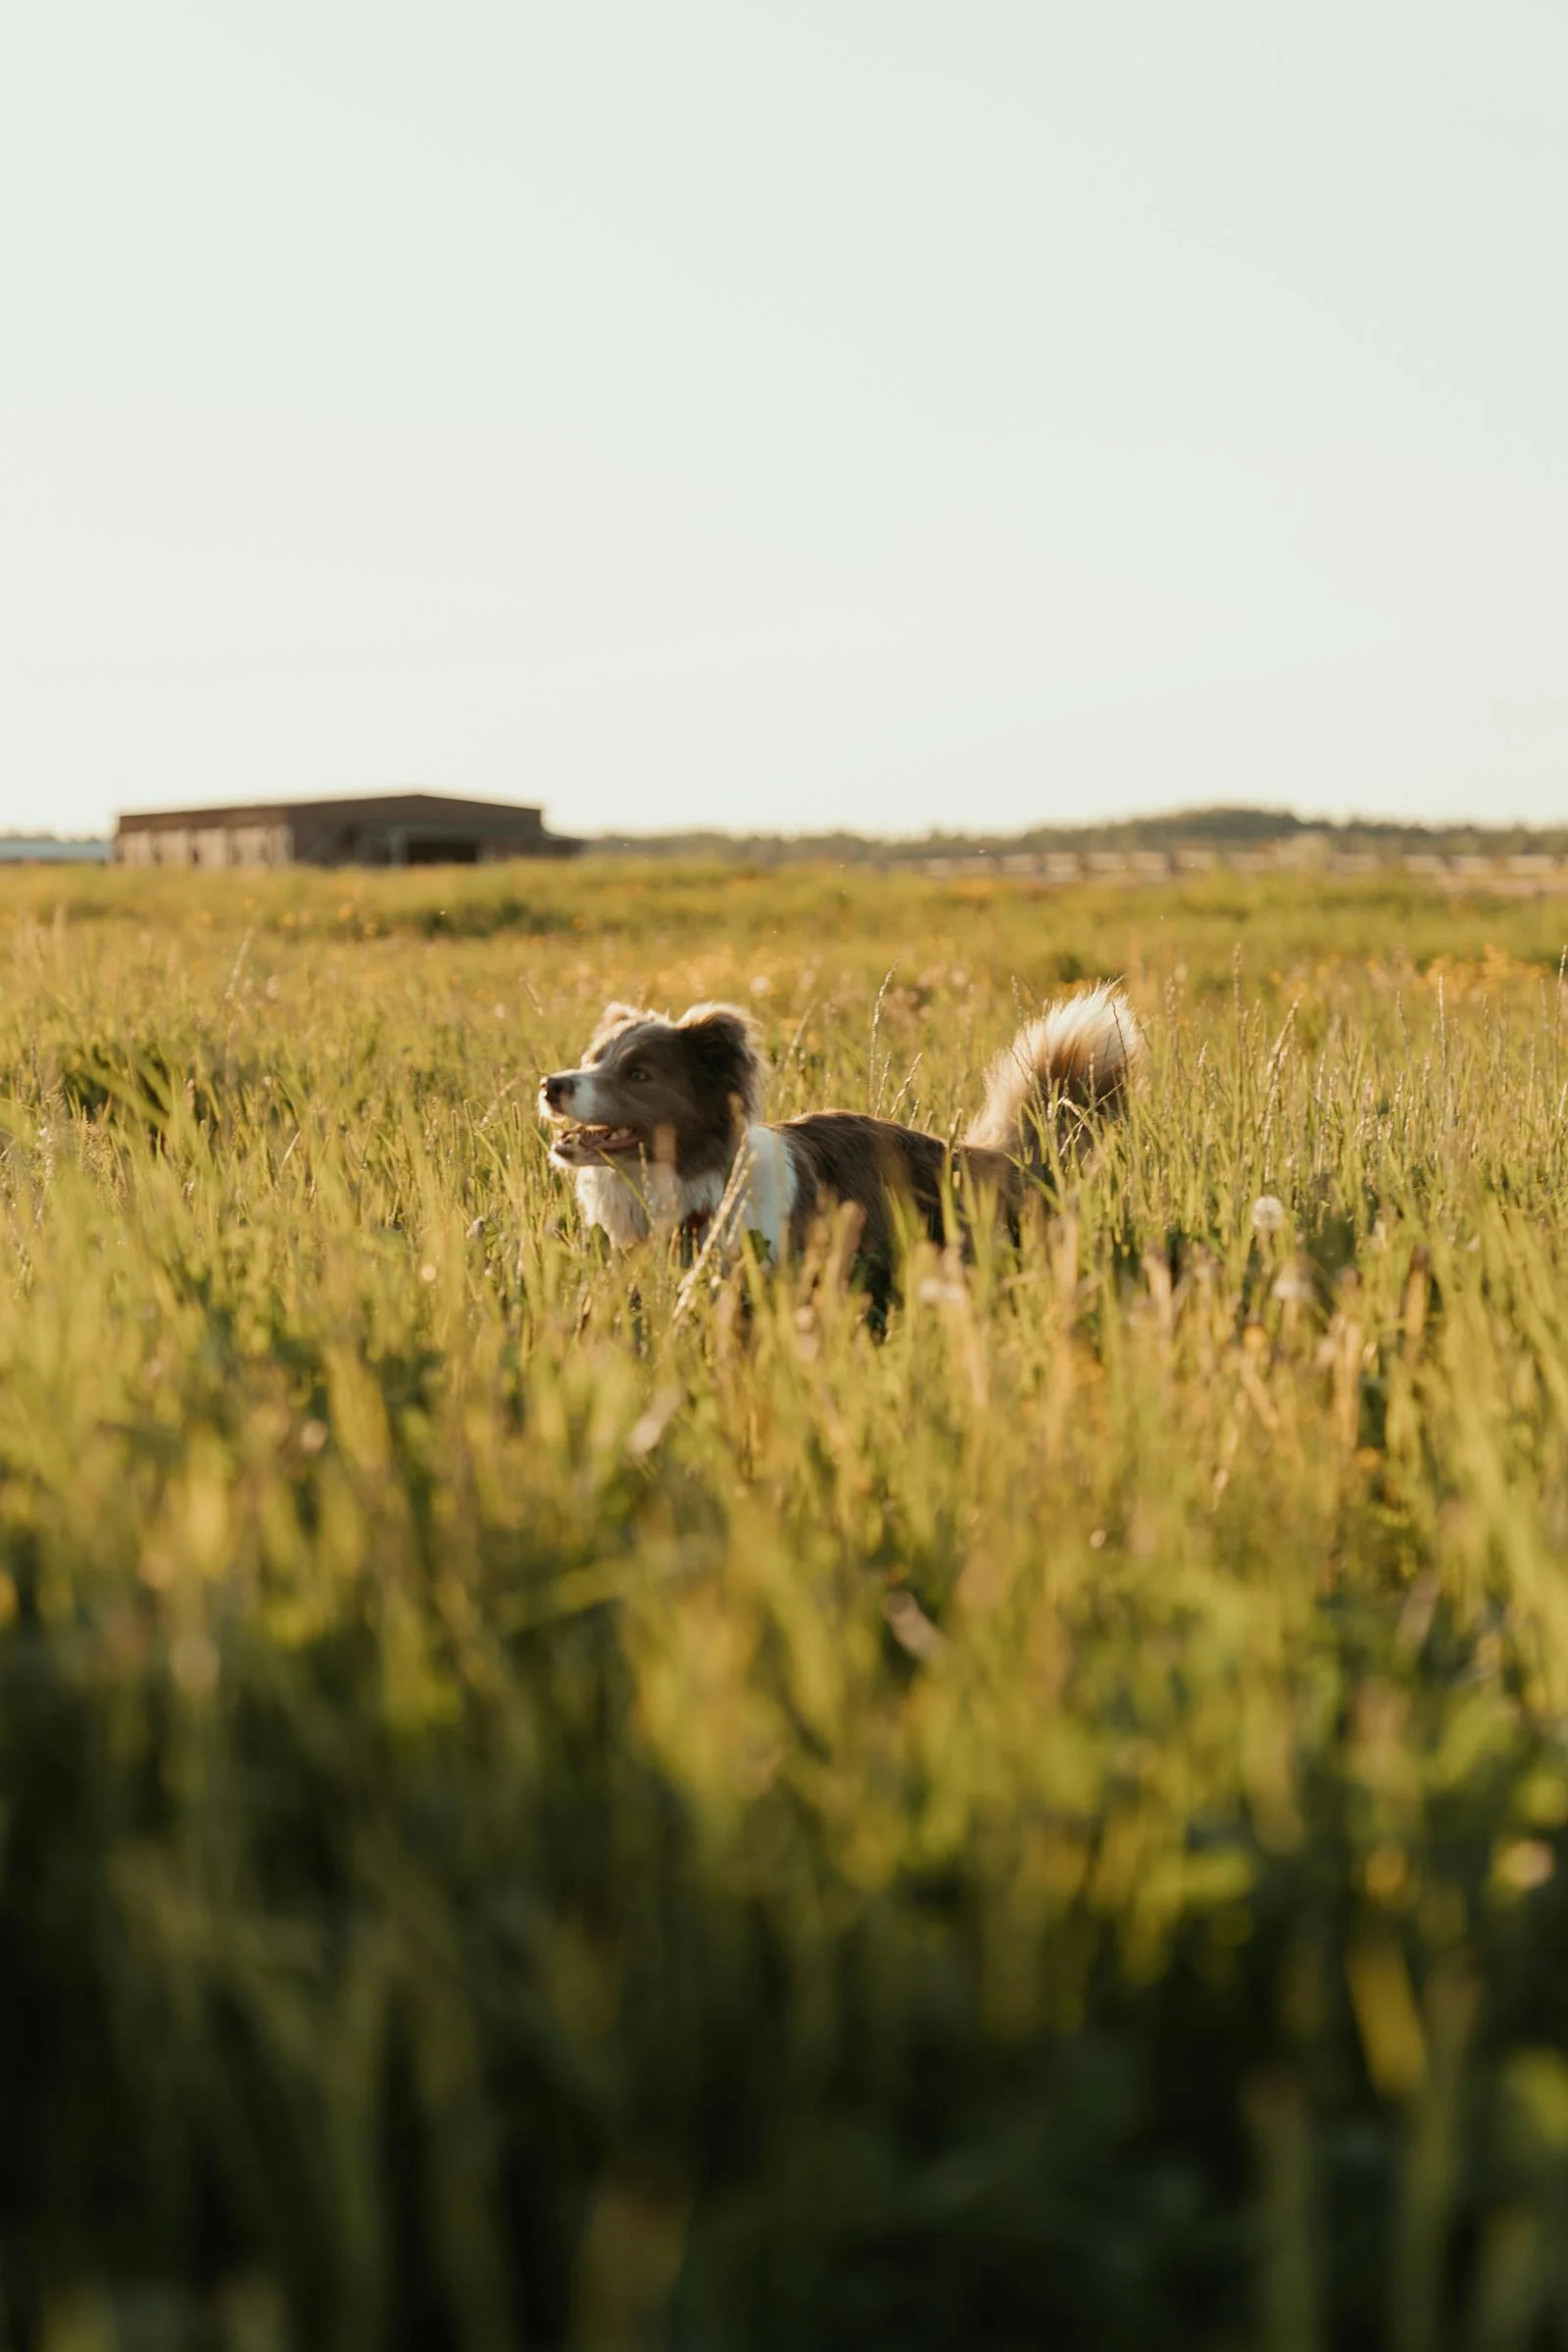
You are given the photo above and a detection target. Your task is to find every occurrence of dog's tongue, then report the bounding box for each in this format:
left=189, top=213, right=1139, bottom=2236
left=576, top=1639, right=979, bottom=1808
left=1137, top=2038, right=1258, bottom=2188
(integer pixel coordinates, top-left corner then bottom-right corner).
left=564, top=1123, right=641, bottom=1151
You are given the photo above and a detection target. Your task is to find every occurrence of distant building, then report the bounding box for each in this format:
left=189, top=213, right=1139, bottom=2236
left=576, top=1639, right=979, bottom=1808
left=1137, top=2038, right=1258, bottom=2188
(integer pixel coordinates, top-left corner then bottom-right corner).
left=114, top=792, right=582, bottom=870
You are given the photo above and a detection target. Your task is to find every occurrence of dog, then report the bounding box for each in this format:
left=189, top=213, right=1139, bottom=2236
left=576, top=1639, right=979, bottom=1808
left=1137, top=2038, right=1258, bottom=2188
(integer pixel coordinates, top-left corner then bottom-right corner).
left=540, top=984, right=1140, bottom=1271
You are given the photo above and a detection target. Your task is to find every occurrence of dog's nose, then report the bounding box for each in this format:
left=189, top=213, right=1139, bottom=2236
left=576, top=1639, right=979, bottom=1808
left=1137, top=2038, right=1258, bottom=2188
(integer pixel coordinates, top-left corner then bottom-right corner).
left=541, top=1073, right=573, bottom=1110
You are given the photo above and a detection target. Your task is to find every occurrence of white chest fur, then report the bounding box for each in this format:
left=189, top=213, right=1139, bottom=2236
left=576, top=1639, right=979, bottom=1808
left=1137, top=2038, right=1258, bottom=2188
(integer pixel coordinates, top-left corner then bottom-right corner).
left=719, top=1124, right=795, bottom=1258
left=574, top=1161, right=662, bottom=1249
left=573, top=1124, right=795, bottom=1259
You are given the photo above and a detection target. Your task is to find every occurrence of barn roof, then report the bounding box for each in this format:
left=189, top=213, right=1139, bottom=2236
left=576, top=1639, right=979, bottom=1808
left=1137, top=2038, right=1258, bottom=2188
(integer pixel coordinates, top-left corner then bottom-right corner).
left=117, top=792, right=547, bottom=834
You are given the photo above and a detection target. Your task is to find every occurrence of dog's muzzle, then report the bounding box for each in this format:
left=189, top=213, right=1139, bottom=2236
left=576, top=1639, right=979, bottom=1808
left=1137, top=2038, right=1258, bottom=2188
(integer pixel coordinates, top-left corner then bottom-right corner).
left=540, top=1073, right=574, bottom=1111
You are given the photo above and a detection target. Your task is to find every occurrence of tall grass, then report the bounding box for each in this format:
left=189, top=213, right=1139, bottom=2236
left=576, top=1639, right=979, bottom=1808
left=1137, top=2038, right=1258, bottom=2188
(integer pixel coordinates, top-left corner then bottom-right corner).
left=4, top=864, right=1568, bottom=2350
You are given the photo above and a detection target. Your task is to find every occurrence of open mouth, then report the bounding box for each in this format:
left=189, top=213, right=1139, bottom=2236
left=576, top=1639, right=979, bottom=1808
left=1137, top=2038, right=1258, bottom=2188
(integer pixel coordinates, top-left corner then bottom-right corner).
left=548, top=1119, right=650, bottom=1165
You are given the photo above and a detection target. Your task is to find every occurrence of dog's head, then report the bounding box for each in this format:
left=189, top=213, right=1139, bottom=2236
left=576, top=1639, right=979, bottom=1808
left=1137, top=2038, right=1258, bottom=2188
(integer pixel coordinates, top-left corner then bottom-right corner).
left=540, top=1001, right=766, bottom=1179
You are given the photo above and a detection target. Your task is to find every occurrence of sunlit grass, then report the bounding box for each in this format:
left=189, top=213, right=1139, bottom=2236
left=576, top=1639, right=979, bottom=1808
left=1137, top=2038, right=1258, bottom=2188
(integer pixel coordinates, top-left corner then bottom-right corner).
left=5, top=861, right=1568, bottom=2349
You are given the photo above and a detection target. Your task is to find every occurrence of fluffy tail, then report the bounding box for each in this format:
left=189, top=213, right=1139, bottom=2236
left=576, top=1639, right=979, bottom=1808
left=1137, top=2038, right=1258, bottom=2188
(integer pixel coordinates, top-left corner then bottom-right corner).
left=965, top=983, right=1142, bottom=1172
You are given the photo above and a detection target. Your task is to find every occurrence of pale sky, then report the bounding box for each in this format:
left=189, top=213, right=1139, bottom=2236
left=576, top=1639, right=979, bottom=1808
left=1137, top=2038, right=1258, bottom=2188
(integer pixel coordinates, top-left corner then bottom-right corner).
left=4, top=2, right=1566, bottom=840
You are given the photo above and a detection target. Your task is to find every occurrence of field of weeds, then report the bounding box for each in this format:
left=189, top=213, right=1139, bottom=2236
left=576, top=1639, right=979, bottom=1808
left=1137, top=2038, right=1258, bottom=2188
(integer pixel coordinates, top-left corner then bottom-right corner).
left=6, top=859, right=1568, bottom=2351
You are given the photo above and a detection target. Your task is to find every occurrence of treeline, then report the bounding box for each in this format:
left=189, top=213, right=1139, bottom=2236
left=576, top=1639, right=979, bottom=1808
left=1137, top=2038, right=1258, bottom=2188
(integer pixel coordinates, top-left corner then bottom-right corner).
left=593, top=804, right=1568, bottom=865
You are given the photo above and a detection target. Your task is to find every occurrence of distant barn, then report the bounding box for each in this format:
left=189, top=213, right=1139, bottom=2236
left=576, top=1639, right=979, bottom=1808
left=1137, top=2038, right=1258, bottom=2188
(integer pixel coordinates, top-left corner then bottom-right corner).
left=114, top=792, right=582, bottom=870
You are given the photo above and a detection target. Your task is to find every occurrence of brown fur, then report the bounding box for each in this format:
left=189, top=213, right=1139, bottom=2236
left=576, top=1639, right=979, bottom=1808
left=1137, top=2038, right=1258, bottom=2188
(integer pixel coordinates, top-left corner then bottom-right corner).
left=781, top=1114, right=1021, bottom=1259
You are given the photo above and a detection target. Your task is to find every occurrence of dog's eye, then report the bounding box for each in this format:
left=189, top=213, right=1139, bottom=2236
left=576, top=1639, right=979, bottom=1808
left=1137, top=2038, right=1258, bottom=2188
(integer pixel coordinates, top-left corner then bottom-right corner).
left=624, top=1066, right=650, bottom=1083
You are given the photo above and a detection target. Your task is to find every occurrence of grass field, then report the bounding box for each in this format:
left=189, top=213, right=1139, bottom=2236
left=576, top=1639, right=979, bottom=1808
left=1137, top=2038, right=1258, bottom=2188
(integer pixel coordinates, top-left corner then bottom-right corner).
left=6, top=858, right=1568, bottom=2351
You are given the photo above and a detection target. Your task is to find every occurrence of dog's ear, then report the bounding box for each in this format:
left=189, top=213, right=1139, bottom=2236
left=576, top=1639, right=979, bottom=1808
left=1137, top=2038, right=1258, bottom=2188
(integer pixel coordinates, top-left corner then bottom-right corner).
left=678, top=1002, right=766, bottom=1120
left=586, top=1000, right=648, bottom=1055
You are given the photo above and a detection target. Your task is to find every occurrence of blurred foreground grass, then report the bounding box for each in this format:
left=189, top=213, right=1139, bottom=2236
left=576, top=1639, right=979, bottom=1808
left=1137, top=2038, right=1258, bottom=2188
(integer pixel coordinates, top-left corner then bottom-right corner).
left=5, top=860, right=1568, bottom=2349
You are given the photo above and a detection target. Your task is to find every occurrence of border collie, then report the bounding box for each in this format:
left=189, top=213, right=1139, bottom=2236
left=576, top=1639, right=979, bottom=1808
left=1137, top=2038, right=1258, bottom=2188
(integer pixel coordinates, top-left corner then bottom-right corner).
left=540, top=985, right=1140, bottom=1267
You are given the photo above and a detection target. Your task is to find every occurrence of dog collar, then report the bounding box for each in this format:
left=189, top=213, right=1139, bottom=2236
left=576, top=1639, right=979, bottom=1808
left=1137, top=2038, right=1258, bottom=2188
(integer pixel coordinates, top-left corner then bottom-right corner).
left=679, top=1207, right=713, bottom=1263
